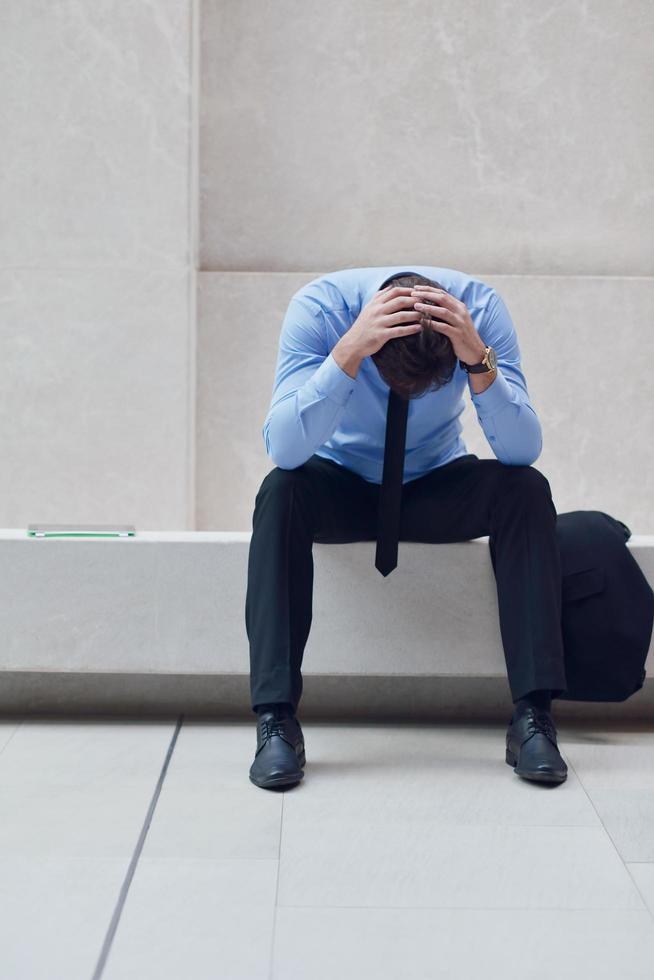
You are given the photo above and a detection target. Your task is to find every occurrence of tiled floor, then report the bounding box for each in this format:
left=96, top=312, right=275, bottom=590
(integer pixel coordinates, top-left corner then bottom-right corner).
left=2, top=716, right=654, bottom=979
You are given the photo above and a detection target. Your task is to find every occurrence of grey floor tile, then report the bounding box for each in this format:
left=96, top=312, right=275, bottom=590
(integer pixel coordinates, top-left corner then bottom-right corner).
left=0, top=717, right=175, bottom=858
left=141, top=722, right=283, bottom=860
left=4, top=718, right=653, bottom=980
left=103, top=857, right=278, bottom=980
left=0, top=856, right=127, bottom=980
left=290, top=722, right=600, bottom=827
left=273, top=907, right=654, bottom=980
left=562, top=729, right=654, bottom=861
left=274, top=724, right=645, bottom=911
left=278, top=818, right=643, bottom=910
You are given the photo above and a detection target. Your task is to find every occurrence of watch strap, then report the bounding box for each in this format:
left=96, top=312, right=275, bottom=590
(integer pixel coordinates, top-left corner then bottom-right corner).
left=459, top=346, right=496, bottom=373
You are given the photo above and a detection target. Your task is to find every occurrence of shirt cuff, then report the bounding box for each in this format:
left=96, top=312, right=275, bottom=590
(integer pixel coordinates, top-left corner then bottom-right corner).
left=311, top=351, right=357, bottom=406
left=469, top=367, right=517, bottom=418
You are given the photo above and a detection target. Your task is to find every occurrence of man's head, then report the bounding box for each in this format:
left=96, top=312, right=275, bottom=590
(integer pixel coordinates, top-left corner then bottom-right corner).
left=370, top=272, right=457, bottom=399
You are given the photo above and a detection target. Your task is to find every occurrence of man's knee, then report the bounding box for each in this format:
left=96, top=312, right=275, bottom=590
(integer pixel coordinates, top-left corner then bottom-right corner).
left=255, top=464, right=313, bottom=506
left=496, top=463, right=553, bottom=502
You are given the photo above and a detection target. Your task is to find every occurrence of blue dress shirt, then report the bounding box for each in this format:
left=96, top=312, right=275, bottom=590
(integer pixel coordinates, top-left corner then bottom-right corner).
left=263, top=266, right=542, bottom=484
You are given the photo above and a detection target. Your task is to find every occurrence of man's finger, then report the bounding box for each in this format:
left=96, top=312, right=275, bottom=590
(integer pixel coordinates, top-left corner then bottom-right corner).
left=380, top=286, right=416, bottom=298
left=414, top=303, right=456, bottom=325
left=384, top=293, right=423, bottom=311
left=384, top=309, right=426, bottom=326
left=416, top=308, right=454, bottom=328
left=413, top=287, right=461, bottom=312
left=387, top=323, right=423, bottom=338
left=414, top=301, right=451, bottom=315
left=412, top=285, right=451, bottom=299
left=423, top=318, right=454, bottom=333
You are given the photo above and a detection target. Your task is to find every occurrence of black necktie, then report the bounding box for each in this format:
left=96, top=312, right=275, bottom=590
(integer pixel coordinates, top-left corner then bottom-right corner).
left=375, top=389, right=409, bottom=576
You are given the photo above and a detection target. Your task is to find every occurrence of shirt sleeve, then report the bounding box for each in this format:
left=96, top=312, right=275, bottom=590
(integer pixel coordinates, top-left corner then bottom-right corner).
left=262, top=296, right=357, bottom=469
left=469, top=291, right=543, bottom=466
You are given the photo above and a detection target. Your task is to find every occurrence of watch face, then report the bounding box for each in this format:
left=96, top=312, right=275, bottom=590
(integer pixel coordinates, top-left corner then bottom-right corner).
left=486, top=347, right=497, bottom=371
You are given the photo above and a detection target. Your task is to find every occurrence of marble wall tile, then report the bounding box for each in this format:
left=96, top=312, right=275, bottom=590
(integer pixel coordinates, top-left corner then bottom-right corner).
left=4, top=1, right=650, bottom=536
left=0, top=3, right=195, bottom=529
left=196, top=271, right=315, bottom=528
left=1, top=2, right=191, bottom=269
left=200, top=0, right=652, bottom=275
left=0, top=269, right=192, bottom=529
left=197, top=271, right=653, bottom=531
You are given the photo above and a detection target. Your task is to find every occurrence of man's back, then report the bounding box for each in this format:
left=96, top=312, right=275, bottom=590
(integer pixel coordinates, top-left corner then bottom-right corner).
left=263, top=265, right=541, bottom=483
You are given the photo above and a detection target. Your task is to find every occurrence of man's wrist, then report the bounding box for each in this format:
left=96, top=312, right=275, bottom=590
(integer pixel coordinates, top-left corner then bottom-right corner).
left=332, top=333, right=365, bottom=379
left=460, top=341, right=489, bottom=367
left=468, top=367, right=497, bottom=395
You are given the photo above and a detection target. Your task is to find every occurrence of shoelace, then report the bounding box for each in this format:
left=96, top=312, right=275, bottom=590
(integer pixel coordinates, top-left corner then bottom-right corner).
left=524, top=707, right=557, bottom=743
left=260, top=716, right=290, bottom=741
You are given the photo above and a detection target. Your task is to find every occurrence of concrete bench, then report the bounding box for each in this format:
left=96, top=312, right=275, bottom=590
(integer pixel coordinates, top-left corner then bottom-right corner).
left=1, top=530, right=652, bottom=720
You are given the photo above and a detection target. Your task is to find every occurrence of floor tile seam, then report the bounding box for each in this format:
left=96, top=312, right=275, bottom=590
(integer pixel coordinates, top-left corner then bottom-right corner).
left=89, top=714, right=185, bottom=980
left=624, top=864, right=654, bottom=930
left=0, top=720, right=24, bottom=757
left=0, top=826, right=614, bottom=857
left=0, top=826, right=626, bottom=862
left=564, top=756, right=654, bottom=924
left=264, top=822, right=610, bottom=830
left=105, top=854, right=284, bottom=863
left=274, top=903, right=652, bottom=912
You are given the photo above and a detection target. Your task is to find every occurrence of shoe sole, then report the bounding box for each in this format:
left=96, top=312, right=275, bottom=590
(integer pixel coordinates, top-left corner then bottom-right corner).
left=249, top=749, right=306, bottom=790
left=505, top=747, right=567, bottom=784
left=249, top=769, right=304, bottom=789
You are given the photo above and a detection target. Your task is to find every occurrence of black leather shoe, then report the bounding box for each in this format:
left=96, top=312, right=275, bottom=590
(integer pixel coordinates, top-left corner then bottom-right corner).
left=249, top=711, right=306, bottom=789
left=505, top=706, right=568, bottom=784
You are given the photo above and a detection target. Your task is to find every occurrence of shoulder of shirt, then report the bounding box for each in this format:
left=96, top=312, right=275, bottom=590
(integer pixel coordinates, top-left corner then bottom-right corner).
left=454, top=275, right=500, bottom=318
left=289, top=271, right=353, bottom=319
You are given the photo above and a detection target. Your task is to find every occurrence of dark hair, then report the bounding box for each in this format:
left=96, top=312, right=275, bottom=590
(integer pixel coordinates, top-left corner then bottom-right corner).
left=370, top=273, right=457, bottom=399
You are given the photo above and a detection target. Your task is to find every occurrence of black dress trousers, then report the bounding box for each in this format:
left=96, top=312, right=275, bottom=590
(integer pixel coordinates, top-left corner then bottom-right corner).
left=245, top=452, right=569, bottom=714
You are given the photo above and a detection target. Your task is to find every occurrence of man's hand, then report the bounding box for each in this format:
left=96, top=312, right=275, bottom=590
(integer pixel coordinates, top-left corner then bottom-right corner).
left=332, top=287, right=423, bottom=379
left=411, top=285, right=487, bottom=366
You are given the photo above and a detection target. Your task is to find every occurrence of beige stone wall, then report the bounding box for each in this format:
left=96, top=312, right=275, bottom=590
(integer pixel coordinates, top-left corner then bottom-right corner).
left=198, top=1, right=653, bottom=530
left=0, top=2, right=197, bottom=529
left=2, top=2, right=651, bottom=531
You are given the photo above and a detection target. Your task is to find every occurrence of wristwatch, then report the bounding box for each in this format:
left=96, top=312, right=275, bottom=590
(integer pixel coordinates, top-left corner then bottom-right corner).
left=459, top=345, right=497, bottom=374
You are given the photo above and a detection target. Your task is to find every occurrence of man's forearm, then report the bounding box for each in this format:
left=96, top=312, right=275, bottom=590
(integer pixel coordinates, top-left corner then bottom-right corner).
left=332, top=333, right=365, bottom=380
left=263, top=351, right=357, bottom=469
left=470, top=366, right=542, bottom=465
